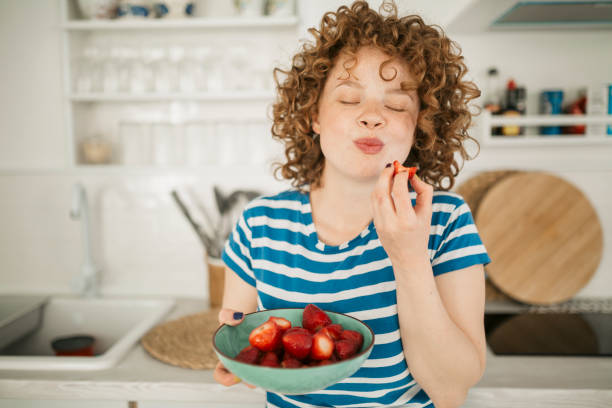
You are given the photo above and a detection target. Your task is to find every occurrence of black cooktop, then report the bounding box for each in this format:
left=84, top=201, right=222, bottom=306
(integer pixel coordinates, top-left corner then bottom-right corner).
left=484, top=312, right=612, bottom=357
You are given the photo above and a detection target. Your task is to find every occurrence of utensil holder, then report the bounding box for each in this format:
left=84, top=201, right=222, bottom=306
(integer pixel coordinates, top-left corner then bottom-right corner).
left=206, top=256, right=225, bottom=308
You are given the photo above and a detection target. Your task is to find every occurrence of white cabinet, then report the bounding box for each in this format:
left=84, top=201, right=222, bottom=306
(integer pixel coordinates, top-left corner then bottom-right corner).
left=59, top=0, right=298, bottom=171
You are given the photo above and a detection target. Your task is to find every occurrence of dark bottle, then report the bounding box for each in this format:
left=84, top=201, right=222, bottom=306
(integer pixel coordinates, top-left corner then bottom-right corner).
left=501, top=79, right=526, bottom=136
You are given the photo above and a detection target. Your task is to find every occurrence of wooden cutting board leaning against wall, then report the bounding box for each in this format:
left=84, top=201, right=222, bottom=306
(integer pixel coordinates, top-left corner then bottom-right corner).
left=475, top=172, right=603, bottom=305
left=456, top=170, right=521, bottom=302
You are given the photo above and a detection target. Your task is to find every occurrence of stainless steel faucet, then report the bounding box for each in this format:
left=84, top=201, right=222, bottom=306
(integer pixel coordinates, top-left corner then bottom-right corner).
left=70, top=183, right=100, bottom=297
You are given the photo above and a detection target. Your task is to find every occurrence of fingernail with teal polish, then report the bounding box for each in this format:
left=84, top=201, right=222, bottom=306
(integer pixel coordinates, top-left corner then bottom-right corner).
left=385, top=163, right=391, bottom=168
left=233, top=312, right=244, bottom=320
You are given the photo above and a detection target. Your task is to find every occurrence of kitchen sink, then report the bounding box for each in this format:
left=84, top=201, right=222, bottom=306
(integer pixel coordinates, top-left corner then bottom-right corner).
left=0, top=295, right=174, bottom=370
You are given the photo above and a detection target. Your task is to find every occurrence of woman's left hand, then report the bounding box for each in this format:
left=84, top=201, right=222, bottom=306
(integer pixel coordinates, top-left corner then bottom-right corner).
left=371, top=164, right=433, bottom=272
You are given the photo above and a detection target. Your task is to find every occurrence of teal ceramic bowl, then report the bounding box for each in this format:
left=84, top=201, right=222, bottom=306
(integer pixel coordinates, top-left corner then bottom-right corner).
left=213, top=308, right=375, bottom=395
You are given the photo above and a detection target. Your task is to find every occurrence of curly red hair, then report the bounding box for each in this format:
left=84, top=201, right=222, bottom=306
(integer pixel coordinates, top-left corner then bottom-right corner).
left=271, top=0, right=480, bottom=191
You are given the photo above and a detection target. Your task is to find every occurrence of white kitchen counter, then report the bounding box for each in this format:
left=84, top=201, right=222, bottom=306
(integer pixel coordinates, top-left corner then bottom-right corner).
left=1, top=298, right=611, bottom=407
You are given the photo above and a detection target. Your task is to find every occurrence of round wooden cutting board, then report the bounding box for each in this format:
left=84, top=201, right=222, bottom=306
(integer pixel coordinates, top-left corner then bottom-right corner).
left=456, top=170, right=521, bottom=302
left=476, top=172, right=603, bottom=305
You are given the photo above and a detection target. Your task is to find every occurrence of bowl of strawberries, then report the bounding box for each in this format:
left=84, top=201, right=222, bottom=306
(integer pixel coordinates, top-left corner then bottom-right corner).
left=212, top=304, right=375, bottom=395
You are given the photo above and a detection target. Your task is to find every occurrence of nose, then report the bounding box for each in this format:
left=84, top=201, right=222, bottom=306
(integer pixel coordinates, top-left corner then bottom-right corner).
left=358, top=104, right=385, bottom=129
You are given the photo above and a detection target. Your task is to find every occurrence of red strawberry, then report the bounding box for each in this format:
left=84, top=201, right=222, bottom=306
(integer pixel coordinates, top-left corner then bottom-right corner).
left=260, top=351, right=280, bottom=367
left=392, top=160, right=417, bottom=179
left=335, top=339, right=359, bottom=360
left=281, top=355, right=302, bottom=368
left=249, top=320, right=282, bottom=352
left=340, top=330, right=364, bottom=350
left=282, top=327, right=313, bottom=360
left=269, top=316, right=291, bottom=333
left=310, top=329, right=334, bottom=360
left=317, top=359, right=333, bottom=366
left=320, top=323, right=343, bottom=340
left=302, top=304, right=332, bottom=333
left=235, top=345, right=261, bottom=365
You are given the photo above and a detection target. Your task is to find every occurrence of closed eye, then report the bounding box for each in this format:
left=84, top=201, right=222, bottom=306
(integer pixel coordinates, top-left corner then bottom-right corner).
left=339, top=101, right=359, bottom=105
left=385, top=105, right=406, bottom=112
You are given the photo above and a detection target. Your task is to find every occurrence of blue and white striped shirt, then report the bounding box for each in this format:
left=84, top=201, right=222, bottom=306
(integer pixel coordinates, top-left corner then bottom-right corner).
left=222, top=187, right=491, bottom=408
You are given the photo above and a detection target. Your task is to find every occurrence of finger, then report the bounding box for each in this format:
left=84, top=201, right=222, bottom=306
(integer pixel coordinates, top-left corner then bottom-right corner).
left=391, top=171, right=415, bottom=221
left=213, top=361, right=241, bottom=386
left=371, top=164, right=397, bottom=216
left=218, top=309, right=246, bottom=326
left=409, top=174, right=433, bottom=216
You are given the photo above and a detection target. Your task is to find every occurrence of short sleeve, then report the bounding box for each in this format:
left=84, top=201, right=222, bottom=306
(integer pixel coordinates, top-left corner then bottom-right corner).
left=222, top=210, right=257, bottom=287
left=431, top=197, right=491, bottom=276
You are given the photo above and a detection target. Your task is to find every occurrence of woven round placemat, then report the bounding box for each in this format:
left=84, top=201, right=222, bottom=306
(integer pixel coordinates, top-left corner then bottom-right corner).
left=141, top=308, right=221, bottom=370
left=456, top=170, right=522, bottom=302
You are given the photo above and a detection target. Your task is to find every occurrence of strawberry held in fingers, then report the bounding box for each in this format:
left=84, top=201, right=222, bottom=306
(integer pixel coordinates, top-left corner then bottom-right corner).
left=392, top=160, right=417, bottom=179
left=249, top=320, right=282, bottom=352
left=302, top=304, right=332, bottom=333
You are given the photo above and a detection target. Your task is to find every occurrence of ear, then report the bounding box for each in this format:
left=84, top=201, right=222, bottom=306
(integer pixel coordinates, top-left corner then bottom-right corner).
left=311, top=111, right=321, bottom=135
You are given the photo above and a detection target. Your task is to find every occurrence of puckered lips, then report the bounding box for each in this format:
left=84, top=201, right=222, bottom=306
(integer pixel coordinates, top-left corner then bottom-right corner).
left=353, top=137, right=384, bottom=154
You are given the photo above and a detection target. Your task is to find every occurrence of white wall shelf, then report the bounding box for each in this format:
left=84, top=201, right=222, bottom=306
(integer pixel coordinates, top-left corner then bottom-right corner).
left=59, top=0, right=298, bottom=169
left=61, top=16, right=298, bottom=31
left=479, top=111, right=612, bottom=147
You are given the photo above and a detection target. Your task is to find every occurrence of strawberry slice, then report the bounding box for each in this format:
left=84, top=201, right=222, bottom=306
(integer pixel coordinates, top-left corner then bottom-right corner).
left=269, top=316, right=292, bottom=333
left=310, top=329, right=334, bottom=360
left=392, top=160, right=417, bottom=179
left=302, top=304, right=332, bottom=333
left=235, top=345, right=261, bottom=365
left=335, top=339, right=359, bottom=360
left=340, top=329, right=364, bottom=350
left=260, top=351, right=280, bottom=367
left=320, top=323, right=343, bottom=340
left=282, top=327, right=313, bottom=360
left=249, top=320, right=282, bottom=352
left=281, top=354, right=302, bottom=368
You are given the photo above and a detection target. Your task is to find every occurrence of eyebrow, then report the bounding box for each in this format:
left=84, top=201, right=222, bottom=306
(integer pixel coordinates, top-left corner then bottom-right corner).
left=335, top=79, right=363, bottom=89
left=334, top=79, right=413, bottom=95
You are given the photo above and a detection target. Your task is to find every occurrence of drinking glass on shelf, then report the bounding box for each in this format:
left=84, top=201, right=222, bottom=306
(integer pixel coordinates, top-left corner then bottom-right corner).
left=201, top=122, right=218, bottom=164
left=75, top=45, right=104, bottom=93
left=192, top=46, right=212, bottom=92
left=151, top=46, right=176, bottom=93
left=167, top=45, right=184, bottom=93
left=178, top=46, right=197, bottom=93
left=215, top=122, right=236, bottom=165
left=116, top=46, right=133, bottom=93
left=247, top=121, right=270, bottom=164
left=151, top=123, right=184, bottom=165
left=184, top=123, right=206, bottom=166
left=119, top=122, right=151, bottom=165
left=223, top=46, right=250, bottom=91
left=102, top=46, right=121, bottom=93
left=129, top=46, right=155, bottom=93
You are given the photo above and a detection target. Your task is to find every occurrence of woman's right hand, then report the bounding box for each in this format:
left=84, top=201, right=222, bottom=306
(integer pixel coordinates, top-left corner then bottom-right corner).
left=213, top=308, right=255, bottom=388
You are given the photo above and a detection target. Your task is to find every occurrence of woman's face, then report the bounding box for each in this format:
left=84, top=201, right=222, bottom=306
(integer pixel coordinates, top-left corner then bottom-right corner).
left=312, top=46, right=420, bottom=183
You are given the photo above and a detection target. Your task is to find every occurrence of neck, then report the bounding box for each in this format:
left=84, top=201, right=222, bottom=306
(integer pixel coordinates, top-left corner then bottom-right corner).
left=310, top=165, right=376, bottom=232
